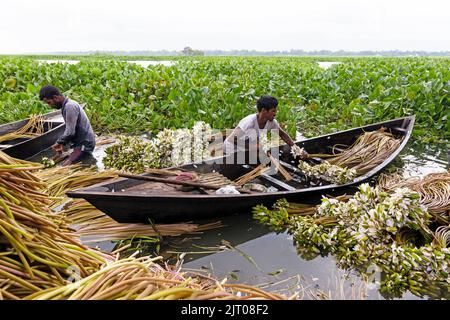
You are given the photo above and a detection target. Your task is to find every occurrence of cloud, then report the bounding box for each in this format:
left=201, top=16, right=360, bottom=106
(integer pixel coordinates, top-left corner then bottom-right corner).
left=0, top=0, right=448, bottom=53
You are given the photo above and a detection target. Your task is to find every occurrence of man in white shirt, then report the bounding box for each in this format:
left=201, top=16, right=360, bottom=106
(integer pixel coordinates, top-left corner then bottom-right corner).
left=223, top=95, right=308, bottom=159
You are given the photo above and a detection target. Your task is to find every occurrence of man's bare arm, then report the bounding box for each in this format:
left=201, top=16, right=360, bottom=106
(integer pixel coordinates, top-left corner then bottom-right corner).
left=279, top=128, right=309, bottom=159
left=279, top=128, right=295, bottom=146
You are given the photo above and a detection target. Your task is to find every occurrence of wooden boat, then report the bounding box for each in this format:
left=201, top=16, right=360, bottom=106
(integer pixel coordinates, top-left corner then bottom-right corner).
left=0, top=110, right=65, bottom=159
left=67, top=116, right=415, bottom=223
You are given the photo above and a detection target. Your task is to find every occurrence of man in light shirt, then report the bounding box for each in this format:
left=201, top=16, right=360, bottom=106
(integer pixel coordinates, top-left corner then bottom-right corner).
left=223, top=95, right=308, bottom=159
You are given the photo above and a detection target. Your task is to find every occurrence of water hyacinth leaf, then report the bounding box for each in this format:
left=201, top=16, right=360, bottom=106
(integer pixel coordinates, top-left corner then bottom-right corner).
left=4, top=77, right=16, bottom=89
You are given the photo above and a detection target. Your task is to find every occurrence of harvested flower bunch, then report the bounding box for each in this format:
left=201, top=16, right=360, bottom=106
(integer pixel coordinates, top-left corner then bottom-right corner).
left=103, top=122, right=212, bottom=173
left=253, top=183, right=450, bottom=299
left=298, top=160, right=357, bottom=184
left=40, top=157, right=55, bottom=168
left=378, top=170, right=450, bottom=225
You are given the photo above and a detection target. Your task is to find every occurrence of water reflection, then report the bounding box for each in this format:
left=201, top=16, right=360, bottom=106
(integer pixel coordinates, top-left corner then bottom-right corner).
left=397, top=141, right=449, bottom=177
left=317, top=61, right=342, bottom=69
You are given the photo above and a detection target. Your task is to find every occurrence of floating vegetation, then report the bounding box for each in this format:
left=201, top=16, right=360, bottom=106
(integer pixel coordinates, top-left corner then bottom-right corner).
left=0, top=115, right=45, bottom=143
left=253, top=183, right=450, bottom=299
left=103, top=122, right=212, bottom=173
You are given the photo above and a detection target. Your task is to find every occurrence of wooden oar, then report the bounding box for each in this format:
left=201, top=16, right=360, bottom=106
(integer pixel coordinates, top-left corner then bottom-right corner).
left=117, top=172, right=252, bottom=194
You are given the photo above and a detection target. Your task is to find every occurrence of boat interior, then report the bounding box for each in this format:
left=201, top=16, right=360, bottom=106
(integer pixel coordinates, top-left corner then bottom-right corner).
left=0, top=121, right=64, bottom=150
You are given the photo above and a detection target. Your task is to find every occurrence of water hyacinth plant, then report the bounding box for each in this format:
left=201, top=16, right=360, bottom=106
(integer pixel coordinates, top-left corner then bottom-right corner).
left=1, top=56, right=448, bottom=142
left=253, top=183, right=450, bottom=299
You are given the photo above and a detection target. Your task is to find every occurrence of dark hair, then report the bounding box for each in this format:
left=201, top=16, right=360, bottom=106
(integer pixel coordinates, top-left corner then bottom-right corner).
left=39, top=85, right=62, bottom=100
left=256, top=95, right=278, bottom=112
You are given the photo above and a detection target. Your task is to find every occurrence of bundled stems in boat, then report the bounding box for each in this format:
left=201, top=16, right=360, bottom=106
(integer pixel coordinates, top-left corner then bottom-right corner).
left=326, top=128, right=401, bottom=175
left=269, top=154, right=293, bottom=181
left=234, top=164, right=269, bottom=186
left=0, top=115, right=46, bottom=143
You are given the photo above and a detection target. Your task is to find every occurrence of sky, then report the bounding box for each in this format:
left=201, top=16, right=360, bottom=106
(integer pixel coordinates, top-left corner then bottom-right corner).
left=1, top=0, right=449, bottom=54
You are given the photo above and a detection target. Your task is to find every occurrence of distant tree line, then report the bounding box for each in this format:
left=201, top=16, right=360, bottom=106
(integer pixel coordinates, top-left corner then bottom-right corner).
left=50, top=49, right=449, bottom=57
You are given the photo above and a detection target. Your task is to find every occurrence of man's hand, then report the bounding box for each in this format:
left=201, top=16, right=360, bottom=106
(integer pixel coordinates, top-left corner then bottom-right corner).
left=51, top=143, right=63, bottom=153
left=290, top=144, right=309, bottom=160
left=299, top=150, right=309, bottom=160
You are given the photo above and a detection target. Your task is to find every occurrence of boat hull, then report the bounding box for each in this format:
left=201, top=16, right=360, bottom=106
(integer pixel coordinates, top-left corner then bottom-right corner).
left=0, top=110, right=65, bottom=160
left=67, top=115, right=415, bottom=223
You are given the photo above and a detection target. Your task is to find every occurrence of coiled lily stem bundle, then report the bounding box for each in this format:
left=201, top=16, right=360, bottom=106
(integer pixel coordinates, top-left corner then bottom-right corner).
left=378, top=171, right=450, bottom=225
left=301, top=129, right=402, bottom=184
left=326, top=128, right=401, bottom=175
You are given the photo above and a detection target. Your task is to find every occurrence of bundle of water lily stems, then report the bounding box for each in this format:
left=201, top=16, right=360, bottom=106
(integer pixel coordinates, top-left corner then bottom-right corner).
left=63, top=199, right=222, bottom=242
left=25, top=256, right=290, bottom=300
left=0, top=151, right=110, bottom=299
left=35, top=164, right=118, bottom=207
left=0, top=115, right=45, bottom=143
left=235, top=164, right=269, bottom=186
left=378, top=171, right=450, bottom=224
left=316, top=128, right=401, bottom=175
left=1, top=151, right=294, bottom=300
